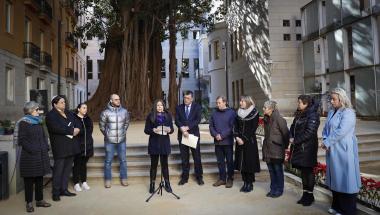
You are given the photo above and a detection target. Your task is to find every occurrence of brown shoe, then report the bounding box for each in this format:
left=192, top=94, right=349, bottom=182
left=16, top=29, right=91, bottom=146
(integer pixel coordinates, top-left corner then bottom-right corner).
left=121, top=179, right=129, bottom=186
left=105, top=180, right=111, bottom=188
left=213, top=180, right=226, bottom=187
left=36, top=200, right=51, bottom=207
left=225, top=179, right=233, bottom=188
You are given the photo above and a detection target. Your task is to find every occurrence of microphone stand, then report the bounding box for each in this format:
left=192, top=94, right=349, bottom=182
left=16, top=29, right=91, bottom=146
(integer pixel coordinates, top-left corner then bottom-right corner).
left=146, top=113, right=180, bottom=202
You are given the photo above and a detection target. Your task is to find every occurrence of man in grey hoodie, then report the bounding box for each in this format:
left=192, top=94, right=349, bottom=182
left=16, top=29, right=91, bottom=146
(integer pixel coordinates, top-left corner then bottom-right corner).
left=100, top=94, right=130, bottom=188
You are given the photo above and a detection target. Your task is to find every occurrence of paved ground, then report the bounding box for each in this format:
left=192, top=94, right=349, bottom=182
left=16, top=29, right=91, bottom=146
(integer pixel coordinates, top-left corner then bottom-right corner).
left=0, top=174, right=331, bottom=215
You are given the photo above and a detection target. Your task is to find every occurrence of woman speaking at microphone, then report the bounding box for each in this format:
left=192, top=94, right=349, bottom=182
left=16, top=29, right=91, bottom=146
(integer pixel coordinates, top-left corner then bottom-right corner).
left=144, top=99, right=174, bottom=193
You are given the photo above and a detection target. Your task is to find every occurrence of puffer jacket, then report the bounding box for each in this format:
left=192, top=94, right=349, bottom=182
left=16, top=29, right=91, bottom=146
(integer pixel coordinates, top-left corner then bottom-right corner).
left=262, top=109, right=290, bottom=163
left=290, top=101, right=320, bottom=168
left=99, top=102, right=130, bottom=144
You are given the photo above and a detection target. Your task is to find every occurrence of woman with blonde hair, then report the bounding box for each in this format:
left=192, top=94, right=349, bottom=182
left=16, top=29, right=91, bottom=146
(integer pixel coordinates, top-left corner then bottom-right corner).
left=234, top=95, right=261, bottom=192
left=322, top=88, right=360, bottom=215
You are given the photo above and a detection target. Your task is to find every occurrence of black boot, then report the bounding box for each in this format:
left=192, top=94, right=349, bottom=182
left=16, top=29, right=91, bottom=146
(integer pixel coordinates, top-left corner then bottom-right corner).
left=297, top=192, right=306, bottom=204
left=243, top=183, right=253, bottom=193
left=164, top=181, right=172, bottom=193
left=302, top=192, right=315, bottom=206
left=240, top=182, right=247, bottom=192
left=149, top=182, right=155, bottom=194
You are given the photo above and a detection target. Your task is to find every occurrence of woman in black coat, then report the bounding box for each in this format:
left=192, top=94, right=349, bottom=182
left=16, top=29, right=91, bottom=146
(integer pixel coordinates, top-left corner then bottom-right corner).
left=46, top=95, right=80, bottom=201
left=289, top=95, right=320, bottom=206
left=72, top=103, right=94, bottom=192
left=234, top=95, right=260, bottom=193
left=18, top=101, right=51, bottom=212
left=144, top=99, right=174, bottom=193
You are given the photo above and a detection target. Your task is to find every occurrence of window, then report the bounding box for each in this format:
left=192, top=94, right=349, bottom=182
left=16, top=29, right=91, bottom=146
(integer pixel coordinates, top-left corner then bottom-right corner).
left=161, top=59, right=166, bottom=78
left=240, top=79, right=244, bottom=95
left=37, top=78, right=45, bottom=90
left=25, top=76, right=32, bottom=102
left=5, top=1, right=12, bottom=33
left=181, top=58, right=189, bottom=78
left=208, top=44, right=212, bottom=62
left=296, top=34, right=302, bottom=41
left=25, top=17, right=31, bottom=42
left=6, top=66, right=15, bottom=102
left=283, top=20, right=290, bottom=27
left=50, top=82, right=55, bottom=100
left=193, top=58, right=199, bottom=73
left=283, top=34, right=291, bottom=41
left=87, top=59, right=93, bottom=79
left=230, top=34, right=234, bottom=62
left=192, top=31, right=199, bottom=40
left=296, top=20, right=301, bottom=27
left=214, top=40, right=220, bottom=60
left=97, top=60, right=104, bottom=80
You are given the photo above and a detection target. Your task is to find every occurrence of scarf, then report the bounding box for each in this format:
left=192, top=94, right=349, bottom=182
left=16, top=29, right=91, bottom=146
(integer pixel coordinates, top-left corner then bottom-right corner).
left=237, top=105, right=254, bottom=119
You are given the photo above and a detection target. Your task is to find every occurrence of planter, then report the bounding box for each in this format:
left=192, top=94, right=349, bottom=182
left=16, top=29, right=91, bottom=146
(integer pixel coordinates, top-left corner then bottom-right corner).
left=0, top=127, right=4, bottom=135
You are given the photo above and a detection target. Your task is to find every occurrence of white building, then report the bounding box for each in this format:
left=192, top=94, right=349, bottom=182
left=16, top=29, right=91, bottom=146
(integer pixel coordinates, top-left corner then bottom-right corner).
left=224, top=0, right=310, bottom=114
left=85, top=37, right=105, bottom=100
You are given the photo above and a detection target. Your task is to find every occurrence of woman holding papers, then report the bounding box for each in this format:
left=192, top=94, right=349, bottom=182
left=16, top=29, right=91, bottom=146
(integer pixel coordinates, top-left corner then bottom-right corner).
left=233, top=95, right=260, bottom=193
left=144, top=99, right=174, bottom=193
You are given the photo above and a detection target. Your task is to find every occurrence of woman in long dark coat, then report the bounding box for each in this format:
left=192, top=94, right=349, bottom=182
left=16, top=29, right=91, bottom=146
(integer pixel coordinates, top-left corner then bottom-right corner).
left=234, top=95, right=260, bottom=193
left=144, top=99, right=174, bottom=193
left=289, top=95, right=320, bottom=206
left=18, top=101, right=51, bottom=212
left=72, top=103, right=94, bottom=192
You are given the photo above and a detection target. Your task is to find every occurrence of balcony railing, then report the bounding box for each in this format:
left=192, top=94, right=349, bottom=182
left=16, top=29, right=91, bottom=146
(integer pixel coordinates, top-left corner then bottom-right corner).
left=39, top=0, right=53, bottom=23
left=65, top=32, right=75, bottom=48
left=65, top=68, right=78, bottom=82
left=24, top=0, right=41, bottom=11
left=23, top=42, right=41, bottom=64
left=40, top=52, right=52, bottom=68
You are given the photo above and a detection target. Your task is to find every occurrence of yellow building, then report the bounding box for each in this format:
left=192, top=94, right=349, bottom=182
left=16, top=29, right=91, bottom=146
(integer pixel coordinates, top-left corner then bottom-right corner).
left=0, top=0, right=86, bottom=120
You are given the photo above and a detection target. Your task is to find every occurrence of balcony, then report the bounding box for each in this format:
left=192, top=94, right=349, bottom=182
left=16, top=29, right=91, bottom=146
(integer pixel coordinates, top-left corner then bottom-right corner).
left=65, top=32, right=75, bottom=49
left=39, top=0, right=53, bottom=24
left=62, top=0, right=79, bottom=22
left=65, top=68, right=78, bottom=83
left=23, top=42, right=41, bottom=67
left=24, top=0, right=41, bottom=12
left=40, top=52, right=52, bottom=72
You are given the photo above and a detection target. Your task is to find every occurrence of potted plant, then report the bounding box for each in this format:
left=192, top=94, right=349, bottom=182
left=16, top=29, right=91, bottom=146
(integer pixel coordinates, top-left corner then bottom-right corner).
left=2, top=120, right=14, bottom=135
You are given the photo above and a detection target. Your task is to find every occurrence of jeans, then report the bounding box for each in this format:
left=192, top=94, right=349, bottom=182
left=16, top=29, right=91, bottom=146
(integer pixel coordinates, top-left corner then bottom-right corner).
left=215, top=145, right=234, bottom=181
left=267, top=162, right=284, bottom=195
left=52, top=156, right=74, bottom=196
left=104, top=142, right=127, bottom=180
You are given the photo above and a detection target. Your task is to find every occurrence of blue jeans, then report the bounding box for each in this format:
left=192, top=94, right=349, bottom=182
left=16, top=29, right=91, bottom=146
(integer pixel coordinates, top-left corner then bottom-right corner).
left=215, top=145, right=234, bottom=181
left=267, top=162, right=284, bottom=195
left=104, top=142, right=127, bottom=180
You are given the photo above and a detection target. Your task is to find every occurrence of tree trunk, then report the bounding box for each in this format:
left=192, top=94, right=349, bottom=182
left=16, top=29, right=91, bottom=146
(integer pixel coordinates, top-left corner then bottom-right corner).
left=86, top=5, right=161, bottom=121
left=168, top=10, right=178, bottom=115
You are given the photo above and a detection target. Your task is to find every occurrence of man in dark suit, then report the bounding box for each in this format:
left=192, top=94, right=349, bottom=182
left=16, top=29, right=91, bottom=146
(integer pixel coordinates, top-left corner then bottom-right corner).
left=175, top=91, right=204, bottom=185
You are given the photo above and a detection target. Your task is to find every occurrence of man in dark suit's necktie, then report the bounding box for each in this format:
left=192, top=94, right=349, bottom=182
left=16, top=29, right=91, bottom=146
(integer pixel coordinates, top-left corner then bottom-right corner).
left=185, top=105, right=190, bottom=119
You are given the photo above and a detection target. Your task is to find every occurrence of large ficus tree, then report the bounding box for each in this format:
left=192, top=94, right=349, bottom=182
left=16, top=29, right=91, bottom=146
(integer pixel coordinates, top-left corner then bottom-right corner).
left=74, top=0, right=223, bottom=120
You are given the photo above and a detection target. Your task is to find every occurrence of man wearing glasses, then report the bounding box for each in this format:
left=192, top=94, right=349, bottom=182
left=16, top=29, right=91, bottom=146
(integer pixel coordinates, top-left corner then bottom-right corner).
left=175, top=91, right=204, bottom=186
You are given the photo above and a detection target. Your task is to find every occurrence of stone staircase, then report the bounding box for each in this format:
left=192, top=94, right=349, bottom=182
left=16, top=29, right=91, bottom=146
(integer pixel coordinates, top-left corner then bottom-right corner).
left=46, top=132, right=380, bottom=182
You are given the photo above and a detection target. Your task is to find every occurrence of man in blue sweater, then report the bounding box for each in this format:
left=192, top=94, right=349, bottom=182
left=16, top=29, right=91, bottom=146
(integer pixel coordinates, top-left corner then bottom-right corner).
left=209, top=96, right=237, bottom=188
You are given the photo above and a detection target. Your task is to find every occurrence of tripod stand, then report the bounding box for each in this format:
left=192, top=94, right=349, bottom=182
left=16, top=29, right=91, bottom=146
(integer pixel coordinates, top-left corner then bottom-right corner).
left=145, top=167, right=180, bottom=202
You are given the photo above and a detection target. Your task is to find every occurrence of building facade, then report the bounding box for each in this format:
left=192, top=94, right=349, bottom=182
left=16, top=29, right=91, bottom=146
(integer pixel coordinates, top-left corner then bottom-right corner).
left=0, top=0, right=86, bottom=121
left=301, top=0, right=380, bottom=117
left=86, top=36, right=104, bottom=100
left=224, top=0, right=310, bottom=113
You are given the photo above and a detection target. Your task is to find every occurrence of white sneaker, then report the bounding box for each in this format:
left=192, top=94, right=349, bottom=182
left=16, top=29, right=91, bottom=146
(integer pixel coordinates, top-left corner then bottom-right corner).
left=74, top=183, right=82, bottom=192
left=327, top=208, right=336, bottom=214
left=82, top=182, right=90, bottom=190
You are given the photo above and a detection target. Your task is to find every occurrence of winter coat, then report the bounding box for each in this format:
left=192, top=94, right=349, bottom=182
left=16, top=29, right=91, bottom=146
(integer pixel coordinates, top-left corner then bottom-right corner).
left=175, top=103, right=202, bottom=143
left=209, top=108, right=237, bottom=145
left=289, top=102, right=320, bottom=168
left=18, top=121, right=51, bottom=177
left=46, top=108, right=81, bottom=159
left=144, top=112, right=174, bottom=155
left=262, top=109, right=290, bottom=163
left=233, top=108, right=261, bottom=173
left=323, top=108, right=361, bottom=194
left=74, top=114, right=94, bottom=157
left=99, top=102, right=130, bottom=144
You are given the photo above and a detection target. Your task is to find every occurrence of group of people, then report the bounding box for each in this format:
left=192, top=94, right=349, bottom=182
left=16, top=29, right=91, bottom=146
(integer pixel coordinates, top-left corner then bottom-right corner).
left=15, top=88, right=360, bottom=215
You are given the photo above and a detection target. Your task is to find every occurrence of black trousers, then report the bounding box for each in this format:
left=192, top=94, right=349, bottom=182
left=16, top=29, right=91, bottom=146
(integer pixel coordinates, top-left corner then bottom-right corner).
left=300, top=167, right=315, bottom=192
left=150, top=155, right=169, bottom=182
left=52, top=156, right=74, bottom=196
left=179, top=143, right=203, bottom=180
left=24, top=176, right=43, bottom=203
left=332, top=190, right=357, bottom=215
left=241, top=172, right=255, bottom=183
left=72, top=155, right=90, bottom=184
